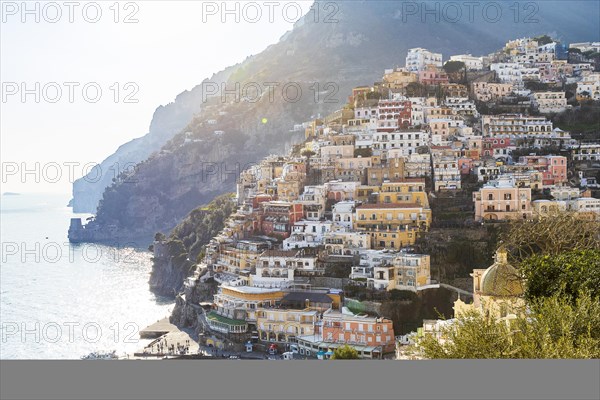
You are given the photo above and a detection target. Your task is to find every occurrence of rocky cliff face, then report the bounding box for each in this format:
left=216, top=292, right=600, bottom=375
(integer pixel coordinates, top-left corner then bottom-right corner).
left=149, top=240, right=195, bottom=297
left=170, top=277, right=218, bottom=329
left=148, top=194, right=237, bottom=297
left=71, top=0, right=599, bottom=234
left=71, top=67, right=236, bottom=213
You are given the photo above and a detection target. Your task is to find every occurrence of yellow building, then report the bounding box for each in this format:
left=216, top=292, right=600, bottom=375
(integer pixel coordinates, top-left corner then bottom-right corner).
left=382, top=68, right=418, bottom=91
left=276, top=174, right=305, bottom=202
left=255, top=291, right=340, bottom=343
left=377, top=180, right=429, bottom=208
left=211, top=285, right=285, bottom=333
left=366, top=156, right=406, bottom=186
left=256, top=308, right=319, bottom=342
left=370, top=253, right=431, bottom=291
left=213, top=240, right=270, bottom=275
left=355, top=203, right=431, bottom=249
left=454, top=247, right=525, bottom=320
left=305, top=119, right=324, bottom=140
left=355, top=185, right=379, bottom=202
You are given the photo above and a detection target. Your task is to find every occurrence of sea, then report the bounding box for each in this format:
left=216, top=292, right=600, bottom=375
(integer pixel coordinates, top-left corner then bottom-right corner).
left=0, top=193, right=174, bottom=359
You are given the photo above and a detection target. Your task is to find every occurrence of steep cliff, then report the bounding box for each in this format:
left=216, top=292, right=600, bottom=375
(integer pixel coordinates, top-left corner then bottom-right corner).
left=71, top=0, right=600, bottom=237
left=149, top=193, right=237, bottom=297
left=71, top=67, right=236, bottom=213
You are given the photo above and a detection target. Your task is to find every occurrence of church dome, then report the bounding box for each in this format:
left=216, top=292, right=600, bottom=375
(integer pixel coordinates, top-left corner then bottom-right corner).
left=480, top=247, right=524, bottom=297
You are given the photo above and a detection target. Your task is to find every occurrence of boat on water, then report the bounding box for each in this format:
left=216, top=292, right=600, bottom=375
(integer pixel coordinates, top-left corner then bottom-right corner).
left=80, top=350, right=118, bottom=360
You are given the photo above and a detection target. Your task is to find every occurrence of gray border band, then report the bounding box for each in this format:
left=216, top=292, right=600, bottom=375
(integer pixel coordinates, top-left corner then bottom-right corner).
left=1, top=360, right=599, bottom=400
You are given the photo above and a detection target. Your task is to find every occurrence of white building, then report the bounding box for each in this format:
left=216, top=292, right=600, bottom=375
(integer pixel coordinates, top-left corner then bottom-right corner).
left=433, top=155, right=461, bottom=190
left=491, top=63, right=540, bottom=83
left=577, top=73, right=600, bottom=101
left=572, top=144, right=600, bottom=162
left=251, top=250, right=318, bottom=288
left=531, top=91, right=568, bottom=113
left=567, top=197, right=600, bottom=217
left=297, top=185, right=328, bottom=220
left=481, top=114, right=553, bottom=138
left=569, top=42, right=600, bottom=53
left=350, top=249, right=397, bottom=280
left=283, top=220, right=333, bottom=250
left=444, top=97, right=479, bottom=117
left=373, top=130, right=428, bottom=156
left=332, top=201, right=359, bottom=230
left=406, top=48, right=442, bottom=72
left=550, top=186, right=581, bottom=201
left=405, top=153, right=432, bottom=178
left=449, top=54, right=483, bottom=70
left=324, top=231, right=371, bottom=256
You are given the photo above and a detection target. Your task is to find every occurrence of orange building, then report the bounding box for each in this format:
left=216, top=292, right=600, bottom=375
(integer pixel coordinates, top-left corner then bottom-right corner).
left=321, top=310, right=396, bottom=353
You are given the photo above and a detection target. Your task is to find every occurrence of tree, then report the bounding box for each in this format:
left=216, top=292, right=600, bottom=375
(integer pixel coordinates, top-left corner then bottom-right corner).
left=366, top=91, right=382, bottom=100
left=519, top=249, right=600, bottom=301
left=331, top=345, right=359, bottom=359
left=419, top=292, right=600, bottom=359
left=499, top=211, right=600, bottom=263
left=419, top=309, right=515, bottom=359
left=443, top=61, right=467, bottom=83
left=405, top=82, right=426, bottom=97
left=524, top=81, right=550, bottom=91
left=301, top=149, right=315, bottom=158
left=534, top=35, right=553, bottom=45
left=443, top=61, right=466, bottom=74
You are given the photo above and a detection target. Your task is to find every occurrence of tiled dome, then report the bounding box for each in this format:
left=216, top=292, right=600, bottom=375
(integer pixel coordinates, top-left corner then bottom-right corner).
left=480, top=247, right=524, bottom=297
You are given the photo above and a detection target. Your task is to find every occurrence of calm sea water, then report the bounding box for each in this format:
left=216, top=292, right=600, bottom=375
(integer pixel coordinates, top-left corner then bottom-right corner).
left=0, top=193, right=174, bottom=359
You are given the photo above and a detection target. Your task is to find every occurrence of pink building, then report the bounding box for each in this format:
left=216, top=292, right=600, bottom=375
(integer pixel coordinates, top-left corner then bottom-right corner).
left=517, top=155, right=567, bottom=185
left=418, top=65, right=449, bottom=85
left=473, top=178, right=532, bottom=221
left=376, top=99, right=412, bottom=132
left=321, top=310, right=396, bottom=353
left=458, top=158, right=474, bottom=175
left=256, top=201, right=304, bottom=239
left=482, top=137, right=515, bottom=159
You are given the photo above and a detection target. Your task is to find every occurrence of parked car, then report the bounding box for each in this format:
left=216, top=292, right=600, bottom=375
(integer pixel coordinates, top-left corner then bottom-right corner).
left=268, top=343, right=278, bottom=355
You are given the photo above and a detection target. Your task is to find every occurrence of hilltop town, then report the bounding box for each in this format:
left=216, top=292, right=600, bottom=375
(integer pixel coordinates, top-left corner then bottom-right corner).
left=155, top=36, right=599, bottom=360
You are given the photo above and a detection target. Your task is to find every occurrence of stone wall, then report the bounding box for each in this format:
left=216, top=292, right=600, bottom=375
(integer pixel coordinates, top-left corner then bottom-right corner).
left=308, top=276, right=352, bottom=290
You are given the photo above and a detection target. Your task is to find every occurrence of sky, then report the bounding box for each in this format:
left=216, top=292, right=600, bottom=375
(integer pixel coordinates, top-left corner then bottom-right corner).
left=1, top=0, right=314, bottom=193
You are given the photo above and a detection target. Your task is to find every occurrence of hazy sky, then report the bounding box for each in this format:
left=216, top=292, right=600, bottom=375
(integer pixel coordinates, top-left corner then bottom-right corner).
left=1, top=1, right=313, bottom=193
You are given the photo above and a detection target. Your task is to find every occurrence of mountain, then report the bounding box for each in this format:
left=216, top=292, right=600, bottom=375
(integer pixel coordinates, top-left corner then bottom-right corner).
left=71, top=67, right=236, bottom=213
left=69, top=0, right=600, bottom=239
